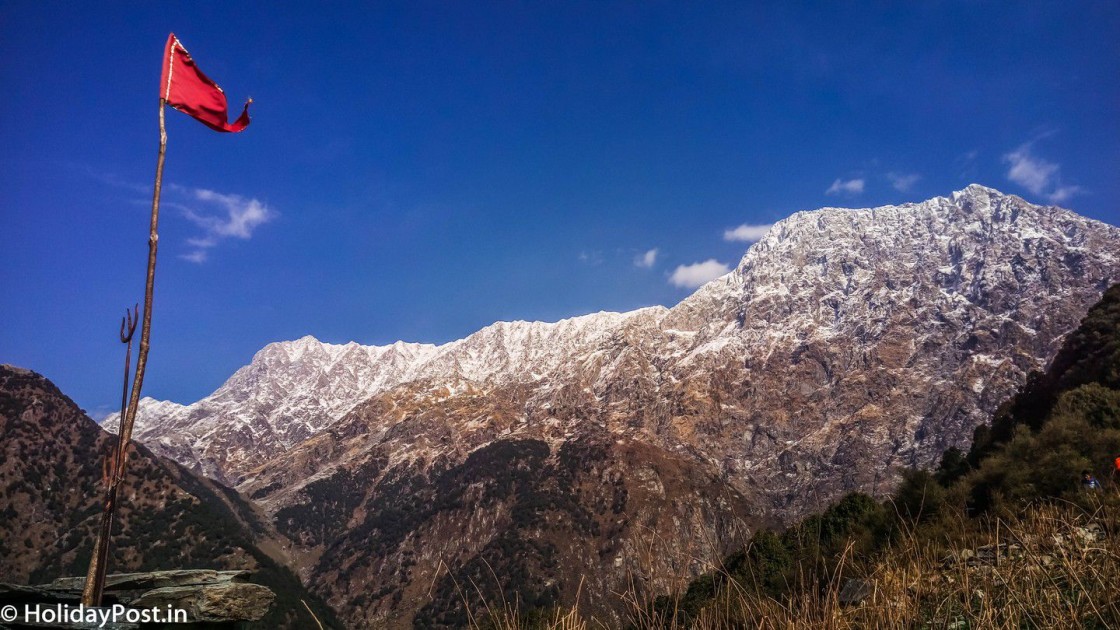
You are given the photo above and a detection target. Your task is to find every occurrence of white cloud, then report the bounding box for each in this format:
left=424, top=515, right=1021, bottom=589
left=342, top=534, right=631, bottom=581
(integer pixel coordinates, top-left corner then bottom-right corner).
left=1002, top=141, right=1081, bottom=204
left=87, top=406, right=116, bottom=422
left=83, top=168, right=152, bottom=195
left=178, top=188, right=276, bottom=263
left=723, top=223, right=773, bottom=242
left=186, top=236, right=217, bottom=249
left=825, top=178, right=865, bottom=195
left=1003, top=144, right=1058, bottom=195
left=1048, top=185, right=1083, bottom=204
left=185, top=189, right=274, bottom=238
left=180, top=250, right=209, bottom=264
left=887, top=172, right=920, bottom=192
left=634, top=248, right=659, bottom=268
left=669, top=260, right=731, bottom=289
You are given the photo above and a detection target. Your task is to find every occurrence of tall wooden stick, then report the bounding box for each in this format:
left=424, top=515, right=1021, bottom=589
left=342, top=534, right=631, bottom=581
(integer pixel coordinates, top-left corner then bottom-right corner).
left=82, top=100, right=167, bottom=606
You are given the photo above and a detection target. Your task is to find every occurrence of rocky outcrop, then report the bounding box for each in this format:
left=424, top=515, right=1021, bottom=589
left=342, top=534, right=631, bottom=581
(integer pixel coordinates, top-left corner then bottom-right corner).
left=131, top=582, right=274, bottom=623
left=0, top=570, right=274, bottom=628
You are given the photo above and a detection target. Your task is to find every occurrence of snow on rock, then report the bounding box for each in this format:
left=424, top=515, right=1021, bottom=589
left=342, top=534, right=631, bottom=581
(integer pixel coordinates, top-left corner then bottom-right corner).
left=107, top=185, right=1120, bottom=488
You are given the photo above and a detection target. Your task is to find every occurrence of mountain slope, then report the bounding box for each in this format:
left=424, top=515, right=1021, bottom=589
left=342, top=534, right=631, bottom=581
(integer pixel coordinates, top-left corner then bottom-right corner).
left=658, top=282, right=1120, bottom=628
left=108, top=185, right=1120, bottom=626
left=0, top=365, right=340, bottom=629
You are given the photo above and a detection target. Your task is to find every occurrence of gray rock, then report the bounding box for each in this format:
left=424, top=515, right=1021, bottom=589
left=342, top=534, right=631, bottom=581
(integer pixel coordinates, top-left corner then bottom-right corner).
left=0, top=583, right=82, bottom=604
left=49, top=570, right=250, bottom=593
left=130, top=582, right=275, bottom=623
left=838, top=578, right=874, bottom=605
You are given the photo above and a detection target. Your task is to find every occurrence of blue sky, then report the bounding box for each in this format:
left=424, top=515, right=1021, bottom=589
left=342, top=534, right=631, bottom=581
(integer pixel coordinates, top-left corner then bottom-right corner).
left=1, top=1, right=1118, bottom=416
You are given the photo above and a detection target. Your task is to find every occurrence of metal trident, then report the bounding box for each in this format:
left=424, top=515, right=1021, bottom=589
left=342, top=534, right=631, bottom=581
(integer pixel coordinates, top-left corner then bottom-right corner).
left=113, top=306, right=139, bottom=477
left=83, top=304, right=139, bottom=606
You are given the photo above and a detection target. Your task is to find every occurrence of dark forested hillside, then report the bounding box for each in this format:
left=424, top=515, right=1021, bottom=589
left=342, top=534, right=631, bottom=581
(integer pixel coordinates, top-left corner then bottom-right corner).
left=0, top=364, right=340, bottom=629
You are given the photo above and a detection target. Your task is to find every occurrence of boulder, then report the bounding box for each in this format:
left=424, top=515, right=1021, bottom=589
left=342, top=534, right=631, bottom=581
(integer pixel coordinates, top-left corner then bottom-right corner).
left=838, top=578, right=874, bottom=605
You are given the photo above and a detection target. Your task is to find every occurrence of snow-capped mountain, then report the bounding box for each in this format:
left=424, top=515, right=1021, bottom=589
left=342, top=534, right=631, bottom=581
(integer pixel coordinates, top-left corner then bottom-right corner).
left=105, top=308, right=661, bottom=482
left=110, top=185, right=1118, bottom=485
left=106, top=186, right=1120, bottom=626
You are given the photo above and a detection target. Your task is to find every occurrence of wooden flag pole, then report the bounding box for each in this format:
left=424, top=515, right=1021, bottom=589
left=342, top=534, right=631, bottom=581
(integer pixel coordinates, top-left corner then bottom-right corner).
left=82, top=100, right=167, bottom=606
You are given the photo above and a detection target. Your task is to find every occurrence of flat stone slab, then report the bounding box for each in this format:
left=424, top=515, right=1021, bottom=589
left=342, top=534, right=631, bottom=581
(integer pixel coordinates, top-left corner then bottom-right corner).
left=49, top=570, right=250, bottom=593
left=131, top=582, right=275, bottom=623
left=0, top=583, right=83, bottom=605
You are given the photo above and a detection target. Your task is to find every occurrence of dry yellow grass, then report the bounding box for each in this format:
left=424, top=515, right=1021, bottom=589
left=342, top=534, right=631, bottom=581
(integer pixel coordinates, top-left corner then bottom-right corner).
left=469, top=496, right=1120, bottom=629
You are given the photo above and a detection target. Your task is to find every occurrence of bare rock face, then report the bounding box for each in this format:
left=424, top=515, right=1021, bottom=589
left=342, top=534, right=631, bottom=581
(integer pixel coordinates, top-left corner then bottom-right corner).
left=261, top=425, right=756, bottom=627
left=110, top=186, right=1120, bottom=626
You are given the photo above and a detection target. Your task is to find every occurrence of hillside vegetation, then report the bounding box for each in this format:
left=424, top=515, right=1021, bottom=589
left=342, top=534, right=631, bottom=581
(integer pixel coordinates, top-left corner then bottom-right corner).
left=0, top=365, right=341, bottom=629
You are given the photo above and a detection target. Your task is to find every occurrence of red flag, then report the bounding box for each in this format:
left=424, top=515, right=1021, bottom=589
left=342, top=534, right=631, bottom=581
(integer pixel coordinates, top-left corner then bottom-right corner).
left=160, top=34, right=251, bottom=133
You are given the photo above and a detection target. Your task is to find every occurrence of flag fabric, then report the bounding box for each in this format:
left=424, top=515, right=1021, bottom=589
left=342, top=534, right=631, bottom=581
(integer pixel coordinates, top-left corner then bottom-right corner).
left=160, top=33, right=251, bottom=133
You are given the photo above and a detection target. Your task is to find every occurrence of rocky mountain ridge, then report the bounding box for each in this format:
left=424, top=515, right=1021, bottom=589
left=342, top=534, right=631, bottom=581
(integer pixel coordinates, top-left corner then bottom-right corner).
left=105, top=185, right=1120, bottom=626
left=107, top=308, right=660, bottom=483
left=111, top=185, right=1119, bottom=485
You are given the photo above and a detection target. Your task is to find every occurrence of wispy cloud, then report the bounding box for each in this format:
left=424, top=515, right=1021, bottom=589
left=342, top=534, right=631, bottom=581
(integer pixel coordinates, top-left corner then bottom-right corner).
left=887, top=172, right=920, bottom=192
left=825, top=178, right=865, bottom=196
left=1003, top=144, right=1058, bottom=195
left=178, top=188, right=276, bottom=263
left=179, top=250, right=209, bottom=264
left=634, top=248, right=658, bottom=268
left=1048, top=185, right=1083, bottom=204
left=75, top=164, right=152, bottom=196
left=578, top=250, right=603, bottom=266
left=87, top=406, right=116, bottom=422
left=669, top=260, right=730, bottom=289
left=1003, top=140, right=1080, bottom=204
left=80, top=168, right=276, bottom=262
left=723, top=224, right=772, bottom=242
left=955, top=150, right=979, bottom=180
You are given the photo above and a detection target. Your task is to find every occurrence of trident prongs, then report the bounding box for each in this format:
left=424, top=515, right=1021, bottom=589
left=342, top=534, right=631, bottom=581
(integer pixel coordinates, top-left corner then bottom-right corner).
left=120, top=304, right=139, bottom=344
left=83, top=303, right=143, bottom=607
left=111, top=304, right=139, bottom=483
